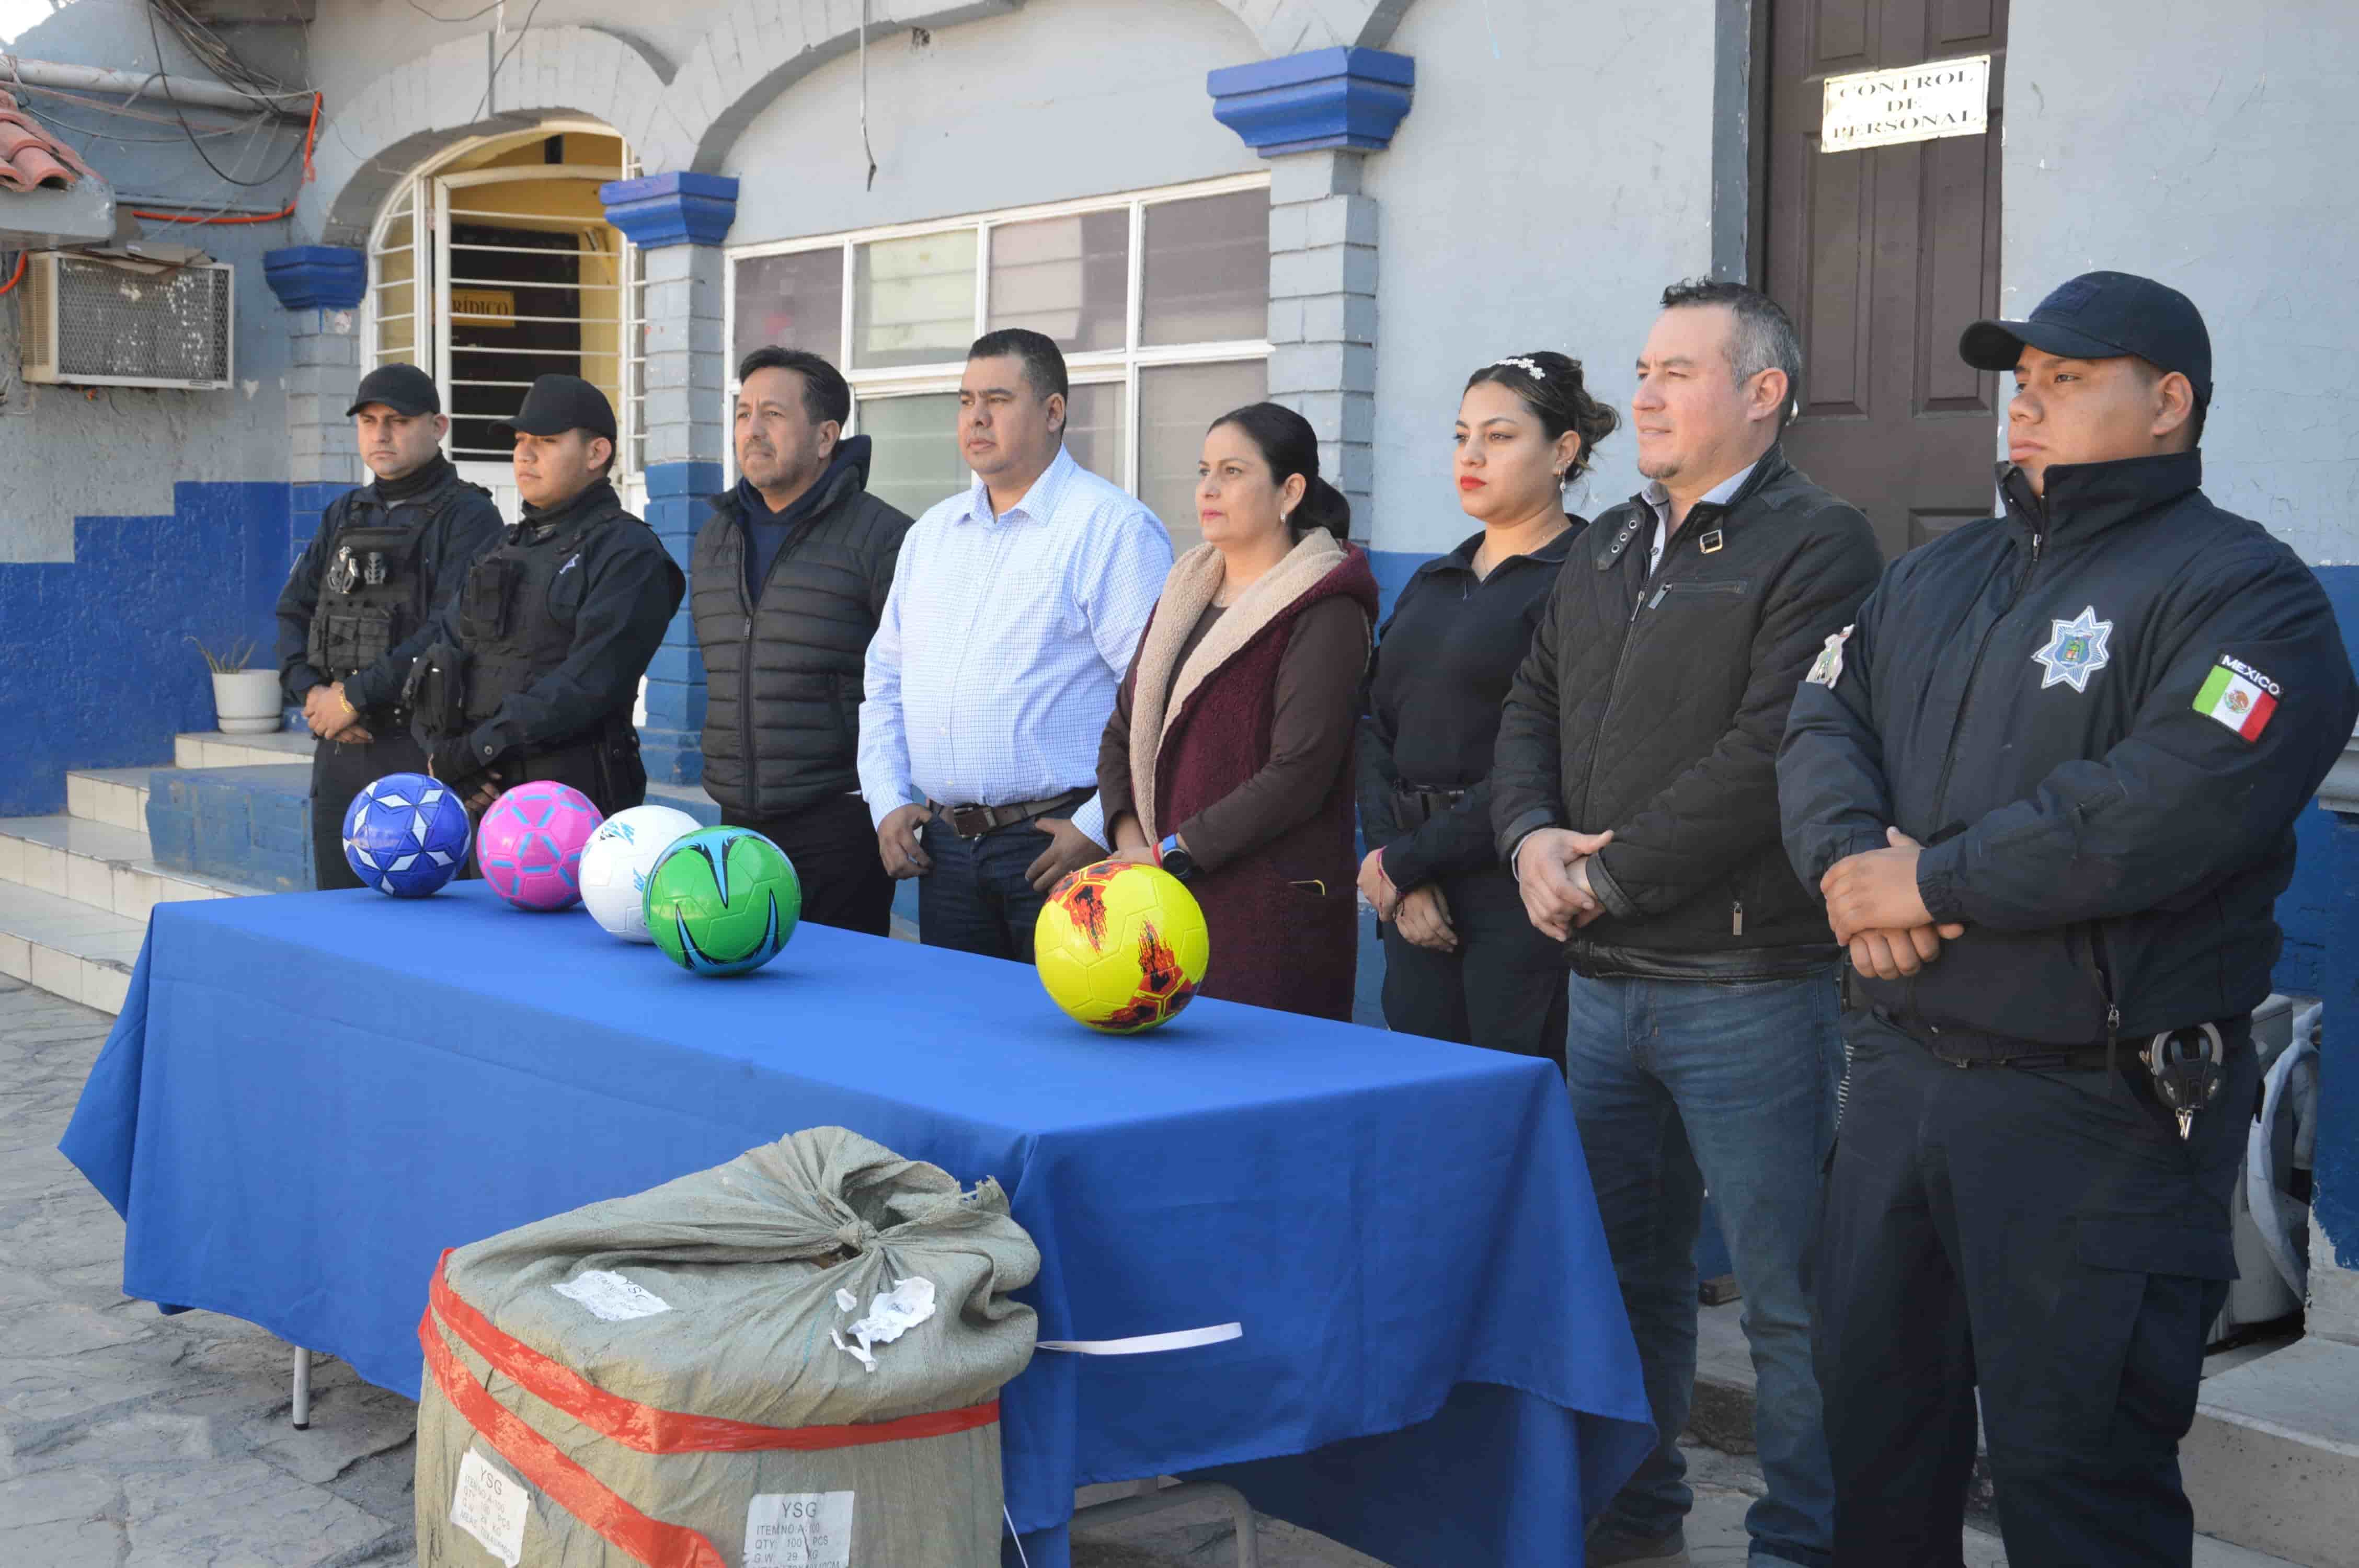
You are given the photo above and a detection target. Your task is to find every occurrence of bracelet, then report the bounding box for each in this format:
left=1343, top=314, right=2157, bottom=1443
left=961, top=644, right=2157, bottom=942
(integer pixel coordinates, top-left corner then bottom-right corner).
left=337, top=690, right=356, bottom=715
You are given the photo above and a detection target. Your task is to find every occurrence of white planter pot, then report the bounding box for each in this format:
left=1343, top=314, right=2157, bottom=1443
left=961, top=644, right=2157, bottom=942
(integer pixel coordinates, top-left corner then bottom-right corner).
left=211, top=669, right=283, bottom=734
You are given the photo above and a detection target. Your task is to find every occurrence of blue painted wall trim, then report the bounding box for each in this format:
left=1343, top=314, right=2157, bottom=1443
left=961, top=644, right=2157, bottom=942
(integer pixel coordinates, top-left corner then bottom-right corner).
left=600, top=173, right=741, bottom=249
left=0, top=483, right=296, bottom=817
left=638, top=461, right=725, bottom=783
left=262, top=246, right=367, bottom=312
left=1208, top=46, right=1415, bottom=157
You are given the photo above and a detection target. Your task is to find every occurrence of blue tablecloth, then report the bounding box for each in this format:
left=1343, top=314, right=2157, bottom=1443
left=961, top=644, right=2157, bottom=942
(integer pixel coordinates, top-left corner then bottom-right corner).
left=61, top=882, right=1651, bottom=1566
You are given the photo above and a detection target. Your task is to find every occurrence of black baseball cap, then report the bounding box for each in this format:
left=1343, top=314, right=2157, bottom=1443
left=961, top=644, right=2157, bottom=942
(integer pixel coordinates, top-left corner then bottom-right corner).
left=1960, top=271, right=2212, bottom=404
left=345, top=362, right=440, bottom=418
left=493, top=374, right=619, bottom=443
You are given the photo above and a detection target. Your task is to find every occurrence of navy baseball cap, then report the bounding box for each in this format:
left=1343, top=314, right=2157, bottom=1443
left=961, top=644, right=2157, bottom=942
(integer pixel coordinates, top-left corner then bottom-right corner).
left=345, top=362, right=440, bottom=418
left=1961, top=271, right=2212, bottom=404
left=493, top=374, right=618, bottom=442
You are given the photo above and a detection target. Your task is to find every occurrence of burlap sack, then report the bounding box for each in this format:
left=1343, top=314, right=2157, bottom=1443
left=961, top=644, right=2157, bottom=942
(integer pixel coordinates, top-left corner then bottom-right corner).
left=415, top=1127, right=1039, bottom=1568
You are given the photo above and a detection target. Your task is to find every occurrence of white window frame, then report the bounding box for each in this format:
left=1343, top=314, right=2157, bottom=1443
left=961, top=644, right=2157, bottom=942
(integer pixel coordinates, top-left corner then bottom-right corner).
left=362, top=121, right=646, bottom=509
left=719, top=171, right=1273, bottom=494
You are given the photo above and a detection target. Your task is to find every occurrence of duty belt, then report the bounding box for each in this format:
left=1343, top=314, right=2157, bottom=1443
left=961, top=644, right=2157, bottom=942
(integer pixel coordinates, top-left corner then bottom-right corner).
left=930, top=787, right=1093, bottom=840
left=1392, top=782, right=1470, bottom=825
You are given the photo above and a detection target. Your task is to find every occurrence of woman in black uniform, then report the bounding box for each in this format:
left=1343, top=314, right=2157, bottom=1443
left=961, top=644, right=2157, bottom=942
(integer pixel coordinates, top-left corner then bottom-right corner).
left=1356, top=352, right=1618, bottom=1065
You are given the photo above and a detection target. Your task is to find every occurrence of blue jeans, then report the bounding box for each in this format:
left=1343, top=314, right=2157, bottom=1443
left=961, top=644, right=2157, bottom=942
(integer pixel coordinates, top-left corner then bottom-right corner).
left=1565, top=970, right=1842, bottom=1568
left=915, top=817, right=1052, bottom=963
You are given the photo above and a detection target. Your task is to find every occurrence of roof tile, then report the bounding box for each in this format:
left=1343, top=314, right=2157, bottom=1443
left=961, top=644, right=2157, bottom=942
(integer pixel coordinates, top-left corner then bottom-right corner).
left=0, top=88, right=98, bottom=195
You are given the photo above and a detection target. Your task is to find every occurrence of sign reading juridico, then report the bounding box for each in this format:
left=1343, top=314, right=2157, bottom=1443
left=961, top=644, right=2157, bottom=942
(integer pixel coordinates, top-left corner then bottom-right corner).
left=1821, top=54, right=1990, bottom=153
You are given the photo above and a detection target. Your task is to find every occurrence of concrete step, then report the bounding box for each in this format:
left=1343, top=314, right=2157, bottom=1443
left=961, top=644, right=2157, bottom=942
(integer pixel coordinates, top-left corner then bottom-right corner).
left=0, top=814, right=263, bottom=921
left=2185, top=1334, right=2359, bottom=1565
left=0, top=881, right=144, bottom=1014
left=174, top=729, right=314, bottom=769
left=66, top=765, right=160, bottom=830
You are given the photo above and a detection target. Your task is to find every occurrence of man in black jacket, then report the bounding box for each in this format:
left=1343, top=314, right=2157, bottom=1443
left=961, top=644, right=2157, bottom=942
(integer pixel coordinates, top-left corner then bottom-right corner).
left=1494, top=281, right=1881, bottom=1568
left=276, top=364, right=503, bottom=889
left=692, top=348, right=912, bottom=935
left=1781, top=272, right=2358, bottom=1566
left=405, top=375, right=684, bottom=818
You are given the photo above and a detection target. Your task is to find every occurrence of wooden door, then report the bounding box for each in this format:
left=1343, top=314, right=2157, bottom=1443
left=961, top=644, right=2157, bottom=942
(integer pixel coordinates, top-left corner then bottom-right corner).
left=1765, top=0, right=2008, bottom=556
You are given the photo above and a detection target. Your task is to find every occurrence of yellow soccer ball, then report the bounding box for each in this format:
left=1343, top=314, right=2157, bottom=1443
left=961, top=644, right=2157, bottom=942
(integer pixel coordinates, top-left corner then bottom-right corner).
left=1035, top=860, right=1211, bottom=1033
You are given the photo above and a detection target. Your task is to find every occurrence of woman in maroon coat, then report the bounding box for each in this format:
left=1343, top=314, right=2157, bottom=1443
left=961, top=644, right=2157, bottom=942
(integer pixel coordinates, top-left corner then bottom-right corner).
left=1096, top=403, right=1379, bottom=1020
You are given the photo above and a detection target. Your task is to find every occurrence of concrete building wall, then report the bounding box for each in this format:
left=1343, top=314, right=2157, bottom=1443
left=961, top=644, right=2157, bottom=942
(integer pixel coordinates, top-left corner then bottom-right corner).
left=720, top=0, right=1259, bottom=246
left=0, top=0, right=308, bottom=561
left=1362, top=0, right=1718, bottom=558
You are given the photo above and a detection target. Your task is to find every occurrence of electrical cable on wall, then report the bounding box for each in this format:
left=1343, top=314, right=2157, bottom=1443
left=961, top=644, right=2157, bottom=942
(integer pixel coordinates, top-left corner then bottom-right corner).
left=143, top=0, right=304, bottom=187
left=858, top=0, right=876, bottom=191
left=471, top=0, right=548, bottom=124
left=130, top=90, right=320, bottom=225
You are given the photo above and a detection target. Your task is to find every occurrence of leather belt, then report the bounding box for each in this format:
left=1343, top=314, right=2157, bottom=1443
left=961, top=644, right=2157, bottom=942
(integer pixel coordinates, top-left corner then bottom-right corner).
left=1393, top=782, right=1470, bottom=825
left=930, top=787, right=1092, bottom=840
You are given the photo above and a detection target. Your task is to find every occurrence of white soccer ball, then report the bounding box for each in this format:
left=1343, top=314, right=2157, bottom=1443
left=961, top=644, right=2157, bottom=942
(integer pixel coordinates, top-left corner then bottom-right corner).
left=578, top=804, right=704, bottom=941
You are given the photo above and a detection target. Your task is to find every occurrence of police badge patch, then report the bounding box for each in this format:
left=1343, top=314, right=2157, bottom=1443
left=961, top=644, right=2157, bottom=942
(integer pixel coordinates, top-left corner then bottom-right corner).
left=1806, top=625, right=1852, bottom=687
left=2033, top=606, right=2113, bottom=693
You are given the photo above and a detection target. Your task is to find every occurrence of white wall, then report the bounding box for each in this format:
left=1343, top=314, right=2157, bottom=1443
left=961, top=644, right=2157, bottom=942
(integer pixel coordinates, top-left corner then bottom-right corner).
left=1361, top=0, right=1720, bottom=555
left=2006, top=0, right=2359, bottom=567
left=719, top=0, right=1259, bottom=243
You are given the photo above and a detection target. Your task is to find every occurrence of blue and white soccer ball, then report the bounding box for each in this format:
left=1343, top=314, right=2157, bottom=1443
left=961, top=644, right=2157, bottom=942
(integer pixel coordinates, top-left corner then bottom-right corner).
left=578, top=804, right=704, bottom=941
left=341, top=772, right=472, bottom=897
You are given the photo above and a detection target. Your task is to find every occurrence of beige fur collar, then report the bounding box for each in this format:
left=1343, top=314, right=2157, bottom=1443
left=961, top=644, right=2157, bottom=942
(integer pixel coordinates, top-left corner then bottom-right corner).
left=1126, top=528, right=1348, bottom=843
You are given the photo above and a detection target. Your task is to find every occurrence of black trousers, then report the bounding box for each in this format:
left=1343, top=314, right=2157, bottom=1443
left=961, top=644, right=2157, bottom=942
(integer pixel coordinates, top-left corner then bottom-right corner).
left=1816, top=1008, right=2257, bottom=1568
left=721, top=793, right=894, bottom=938
left=1378, top=866, right=1569, bottom=1071
left=310, top=727, right=432, bottom=891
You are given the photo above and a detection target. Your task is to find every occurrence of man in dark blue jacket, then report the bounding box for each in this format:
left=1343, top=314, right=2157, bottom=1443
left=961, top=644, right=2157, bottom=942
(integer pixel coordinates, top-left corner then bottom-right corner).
left=1780, top=271, right=2358, bottom=1567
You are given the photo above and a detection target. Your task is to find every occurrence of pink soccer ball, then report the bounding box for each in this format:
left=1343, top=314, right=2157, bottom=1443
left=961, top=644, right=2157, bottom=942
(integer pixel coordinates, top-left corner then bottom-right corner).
left=476, top=782, right=604, bottom=911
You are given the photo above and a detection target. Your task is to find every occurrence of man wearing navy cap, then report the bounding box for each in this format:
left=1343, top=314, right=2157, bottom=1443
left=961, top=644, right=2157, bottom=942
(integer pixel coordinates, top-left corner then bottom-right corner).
left=1780, top=272, right=2358, bottom=1563
left=276, top=362, right=504, bottom=889
left=401, top=373, right=684, bottom=817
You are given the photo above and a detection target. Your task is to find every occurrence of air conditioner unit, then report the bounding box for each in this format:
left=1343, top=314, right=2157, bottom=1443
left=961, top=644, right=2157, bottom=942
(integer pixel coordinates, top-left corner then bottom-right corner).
left=16, top=251, right=235, bottom=390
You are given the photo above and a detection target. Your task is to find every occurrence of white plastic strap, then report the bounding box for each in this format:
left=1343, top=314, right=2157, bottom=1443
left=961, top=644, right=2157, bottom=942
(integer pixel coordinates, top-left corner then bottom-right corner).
left=1036, top=1322, right=1242, bottom=1356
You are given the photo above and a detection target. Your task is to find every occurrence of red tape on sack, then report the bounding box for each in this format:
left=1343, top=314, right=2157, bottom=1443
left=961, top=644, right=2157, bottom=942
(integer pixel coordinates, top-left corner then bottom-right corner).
left=427, top=1252, right=1001, bottom=1454
left=421, top=1299, right=729, bottom=1568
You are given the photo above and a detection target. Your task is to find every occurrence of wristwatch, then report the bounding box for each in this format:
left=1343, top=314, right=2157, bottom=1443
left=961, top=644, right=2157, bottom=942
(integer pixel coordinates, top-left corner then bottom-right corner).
left=1156, top=833, right=1196, bottom=882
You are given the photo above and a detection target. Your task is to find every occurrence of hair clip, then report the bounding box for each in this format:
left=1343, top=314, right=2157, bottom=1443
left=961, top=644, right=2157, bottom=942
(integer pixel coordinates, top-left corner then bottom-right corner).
left=1491, top=355, right=1545, bottom=378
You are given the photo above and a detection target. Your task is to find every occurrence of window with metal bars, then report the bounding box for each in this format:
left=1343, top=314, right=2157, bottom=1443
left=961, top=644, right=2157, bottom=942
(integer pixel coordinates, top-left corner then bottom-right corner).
left=364, top=127, right=647, bottom=504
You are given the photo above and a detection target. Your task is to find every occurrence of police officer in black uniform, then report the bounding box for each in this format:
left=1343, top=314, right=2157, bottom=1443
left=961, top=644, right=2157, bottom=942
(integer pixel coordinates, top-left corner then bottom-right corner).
left=1780, top=272, right=2359, bottom=1566
left=405, top=374, right=685, bottom=818
left=277, top=364, right=505, bottom=890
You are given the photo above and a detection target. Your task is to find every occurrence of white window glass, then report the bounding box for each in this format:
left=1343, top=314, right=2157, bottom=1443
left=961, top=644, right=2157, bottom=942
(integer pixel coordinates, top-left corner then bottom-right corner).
left=1141, top=190, right=1268, bottom=347
left=734, top=248, right=843, bottom=370
left=988, top=210, right=1129, bottom=353
left=1061, top=381, right=1126, bottom=489
left=855, top=232, right=979, bottom=369
left=858, top=394, right=967, bottom=520
left=1138, top=360, right=1269, bottom=554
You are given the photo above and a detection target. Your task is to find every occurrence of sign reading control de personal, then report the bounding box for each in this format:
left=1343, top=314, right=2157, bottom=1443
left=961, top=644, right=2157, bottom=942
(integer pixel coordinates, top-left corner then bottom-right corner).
left=1821, top=54, right=1990, bottom=153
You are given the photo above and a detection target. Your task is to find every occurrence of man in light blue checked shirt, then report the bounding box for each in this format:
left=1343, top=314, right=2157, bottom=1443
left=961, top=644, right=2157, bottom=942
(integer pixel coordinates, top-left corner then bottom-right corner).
left=860, top=328, right=1173, bottom=962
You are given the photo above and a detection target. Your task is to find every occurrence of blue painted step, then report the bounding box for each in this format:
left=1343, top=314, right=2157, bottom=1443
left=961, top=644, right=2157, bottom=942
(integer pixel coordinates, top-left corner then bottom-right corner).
left=146, top=765, right=314, bottom=893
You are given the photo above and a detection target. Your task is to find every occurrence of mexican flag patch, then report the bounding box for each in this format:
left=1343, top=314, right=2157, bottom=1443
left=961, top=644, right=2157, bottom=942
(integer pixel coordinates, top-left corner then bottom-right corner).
left=2194, top=656, right=2280, bottom=741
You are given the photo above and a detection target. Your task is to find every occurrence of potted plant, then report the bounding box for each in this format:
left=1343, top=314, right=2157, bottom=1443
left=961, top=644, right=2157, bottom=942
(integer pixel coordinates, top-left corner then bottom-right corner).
left=189, top=636, right=281, bottom=734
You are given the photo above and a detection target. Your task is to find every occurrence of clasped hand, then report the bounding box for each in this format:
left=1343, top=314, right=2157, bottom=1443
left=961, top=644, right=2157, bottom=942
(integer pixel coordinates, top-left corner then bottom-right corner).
left=1515, top=828, right=1613, bottom=941
left=1820, top=826, right=1966, bottom=979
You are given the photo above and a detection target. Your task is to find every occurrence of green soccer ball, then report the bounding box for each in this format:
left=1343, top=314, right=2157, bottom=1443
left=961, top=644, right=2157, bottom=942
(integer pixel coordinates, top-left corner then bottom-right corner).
left=643, top=827, right=801, bottom=976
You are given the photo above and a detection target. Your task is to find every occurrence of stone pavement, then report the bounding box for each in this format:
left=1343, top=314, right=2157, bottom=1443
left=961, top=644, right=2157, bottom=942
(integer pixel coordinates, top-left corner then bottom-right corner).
left=0, top=975, right=2307, bottom=1567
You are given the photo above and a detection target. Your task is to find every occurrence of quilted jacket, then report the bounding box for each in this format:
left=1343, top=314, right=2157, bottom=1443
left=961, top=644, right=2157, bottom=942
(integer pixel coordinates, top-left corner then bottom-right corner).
left=1492, top=446, right=1882, bottom=979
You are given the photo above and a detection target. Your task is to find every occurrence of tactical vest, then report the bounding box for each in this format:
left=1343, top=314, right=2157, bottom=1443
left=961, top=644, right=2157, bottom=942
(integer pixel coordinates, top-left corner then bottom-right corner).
left=305, top=478, right=483, bottom=697
left=455, top=490, right=622, bottom=730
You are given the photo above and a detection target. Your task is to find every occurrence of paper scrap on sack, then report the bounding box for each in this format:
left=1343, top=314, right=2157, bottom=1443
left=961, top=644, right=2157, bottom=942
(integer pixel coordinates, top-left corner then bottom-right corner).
left=744, top=1491, right=856, bottom=1568
left=831, top=1277, right=936, bottom=1373
left=450, top=1448, right=530, bottom=1567
left=552, top=1269, right=673, bottom=1322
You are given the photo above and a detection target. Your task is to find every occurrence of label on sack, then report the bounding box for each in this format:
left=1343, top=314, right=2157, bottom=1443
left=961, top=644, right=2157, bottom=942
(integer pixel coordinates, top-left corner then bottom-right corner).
left=451, top=1448, right=530, bottom=1567
left=744, top=1491, right=855, bottom=1568
left=551, top=1269, right=672, bottom=1322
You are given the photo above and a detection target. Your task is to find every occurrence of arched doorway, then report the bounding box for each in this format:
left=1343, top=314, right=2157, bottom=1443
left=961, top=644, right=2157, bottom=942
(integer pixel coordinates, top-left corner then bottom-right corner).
left=363, top=122, right=643, bottom=520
